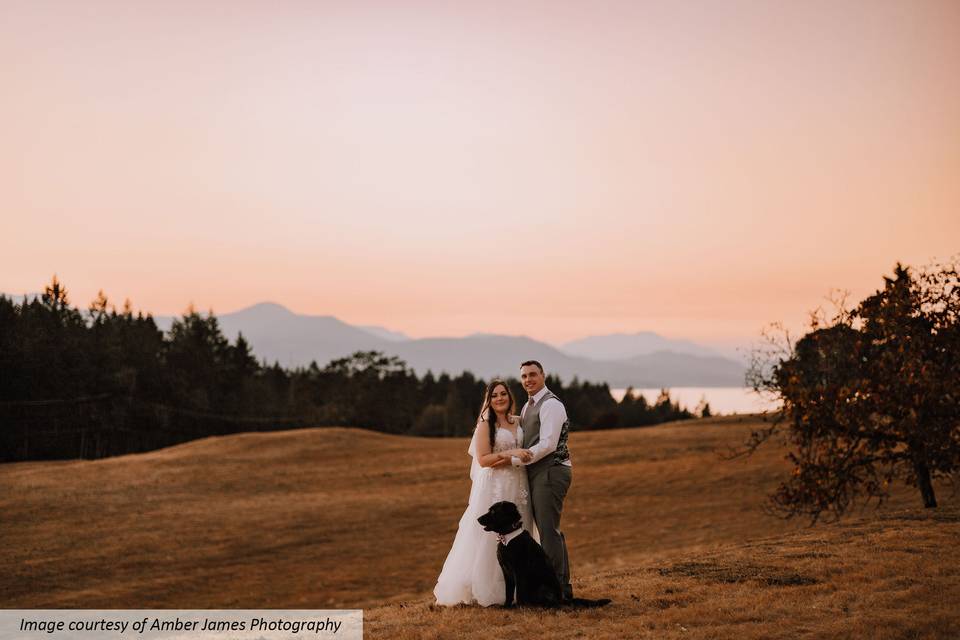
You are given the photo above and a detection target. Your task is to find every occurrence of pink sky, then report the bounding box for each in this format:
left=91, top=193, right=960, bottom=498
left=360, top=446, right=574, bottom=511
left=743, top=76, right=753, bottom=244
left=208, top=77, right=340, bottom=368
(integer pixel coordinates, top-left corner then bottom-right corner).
left=2, top=0, right=958, bottom=349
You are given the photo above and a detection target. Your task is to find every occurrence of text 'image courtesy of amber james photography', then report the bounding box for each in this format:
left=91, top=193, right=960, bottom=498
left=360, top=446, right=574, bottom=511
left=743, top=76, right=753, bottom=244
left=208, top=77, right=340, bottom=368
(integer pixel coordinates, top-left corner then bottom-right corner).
left=2, top=611, right=363, bottom=640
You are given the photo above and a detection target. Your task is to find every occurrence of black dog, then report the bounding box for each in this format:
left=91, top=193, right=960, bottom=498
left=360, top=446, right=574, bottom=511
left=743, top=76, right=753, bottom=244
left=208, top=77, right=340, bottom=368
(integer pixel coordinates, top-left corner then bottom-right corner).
left=477, top=501, right=611, bottom=608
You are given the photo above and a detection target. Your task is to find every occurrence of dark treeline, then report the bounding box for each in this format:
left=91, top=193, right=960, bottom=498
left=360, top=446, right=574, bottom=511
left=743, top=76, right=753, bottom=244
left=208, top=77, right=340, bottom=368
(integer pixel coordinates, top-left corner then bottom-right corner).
left=0, top=278, right=695, bottom=461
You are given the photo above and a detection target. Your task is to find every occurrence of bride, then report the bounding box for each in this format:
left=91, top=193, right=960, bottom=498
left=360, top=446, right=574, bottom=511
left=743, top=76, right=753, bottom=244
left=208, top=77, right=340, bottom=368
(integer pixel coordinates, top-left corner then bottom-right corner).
left=433, top=379, right=540, bottom=606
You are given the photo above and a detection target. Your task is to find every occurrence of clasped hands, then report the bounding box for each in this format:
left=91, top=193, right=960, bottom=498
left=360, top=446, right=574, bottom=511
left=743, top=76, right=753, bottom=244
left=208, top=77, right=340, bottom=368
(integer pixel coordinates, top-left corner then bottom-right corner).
left=491, top=448, right=532, bottom=467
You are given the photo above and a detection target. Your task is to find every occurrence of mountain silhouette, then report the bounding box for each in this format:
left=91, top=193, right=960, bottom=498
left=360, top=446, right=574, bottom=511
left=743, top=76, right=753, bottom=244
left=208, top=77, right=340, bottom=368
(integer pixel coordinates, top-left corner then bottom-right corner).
left=562, top=332, right=718, bottom=359
left=150, top=303, right=746, bottom=386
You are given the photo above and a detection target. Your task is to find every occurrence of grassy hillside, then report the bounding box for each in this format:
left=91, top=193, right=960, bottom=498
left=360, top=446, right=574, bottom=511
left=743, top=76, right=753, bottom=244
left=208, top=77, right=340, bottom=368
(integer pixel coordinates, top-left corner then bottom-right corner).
left=2, top=416, right=956, bottom=638
left=369, top=505, right=959, bottom=639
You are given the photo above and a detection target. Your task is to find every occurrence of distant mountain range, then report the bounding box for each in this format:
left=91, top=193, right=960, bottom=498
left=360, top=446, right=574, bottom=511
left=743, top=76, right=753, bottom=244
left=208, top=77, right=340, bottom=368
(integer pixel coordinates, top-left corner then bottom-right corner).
left=3, top=292, right=746, bottom=386
left=562, top=332, right=719, bottom=360
left=149, top=303, right=746, bottom=387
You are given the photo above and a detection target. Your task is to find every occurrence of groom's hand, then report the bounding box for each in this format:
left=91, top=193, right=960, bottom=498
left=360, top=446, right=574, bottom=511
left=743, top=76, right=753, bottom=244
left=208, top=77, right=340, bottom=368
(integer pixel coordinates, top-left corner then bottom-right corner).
left=518, top=449, right=533, bottom=463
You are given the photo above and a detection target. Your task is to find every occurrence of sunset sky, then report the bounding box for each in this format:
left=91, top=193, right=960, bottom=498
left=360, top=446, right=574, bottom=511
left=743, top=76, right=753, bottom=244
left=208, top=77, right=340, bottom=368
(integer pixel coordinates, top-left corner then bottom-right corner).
left=2, top=0, right=958, bottom=352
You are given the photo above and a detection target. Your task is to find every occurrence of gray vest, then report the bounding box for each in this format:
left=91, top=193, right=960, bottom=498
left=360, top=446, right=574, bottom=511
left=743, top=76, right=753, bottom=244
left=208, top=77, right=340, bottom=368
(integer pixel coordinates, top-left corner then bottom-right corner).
left=521, top=390, right=571, bottom=477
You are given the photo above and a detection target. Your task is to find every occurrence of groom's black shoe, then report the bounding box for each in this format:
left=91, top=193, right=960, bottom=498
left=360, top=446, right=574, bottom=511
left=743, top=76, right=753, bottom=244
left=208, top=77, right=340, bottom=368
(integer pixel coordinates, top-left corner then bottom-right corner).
left=478, top=501, right=611, bottom=609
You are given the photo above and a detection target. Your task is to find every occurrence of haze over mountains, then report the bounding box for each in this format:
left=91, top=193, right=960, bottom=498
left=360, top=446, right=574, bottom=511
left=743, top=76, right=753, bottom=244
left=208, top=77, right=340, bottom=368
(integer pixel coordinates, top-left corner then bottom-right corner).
left=2, top=292, right=746, bottom=386
left=148, top=302, right=747, bottom=387
left=562, top=333, right=720, bottom=360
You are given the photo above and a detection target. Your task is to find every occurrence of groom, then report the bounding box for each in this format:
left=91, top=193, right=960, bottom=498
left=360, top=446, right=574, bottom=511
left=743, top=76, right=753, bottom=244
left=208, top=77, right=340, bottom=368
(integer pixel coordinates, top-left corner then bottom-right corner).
left=511, top=360, right=574, bottom=601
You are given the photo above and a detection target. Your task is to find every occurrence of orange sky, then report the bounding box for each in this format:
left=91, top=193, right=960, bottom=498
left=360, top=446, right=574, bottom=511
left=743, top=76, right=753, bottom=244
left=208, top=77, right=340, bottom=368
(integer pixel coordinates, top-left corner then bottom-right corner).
left=2, top=0, right=958, bottom=350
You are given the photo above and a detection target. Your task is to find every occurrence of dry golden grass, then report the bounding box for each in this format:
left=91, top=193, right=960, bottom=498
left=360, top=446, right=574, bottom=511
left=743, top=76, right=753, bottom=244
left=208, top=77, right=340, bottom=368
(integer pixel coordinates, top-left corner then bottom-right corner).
left=2, top=416, right=957, bottom=639
left=370, top=506, right=960, bottom=639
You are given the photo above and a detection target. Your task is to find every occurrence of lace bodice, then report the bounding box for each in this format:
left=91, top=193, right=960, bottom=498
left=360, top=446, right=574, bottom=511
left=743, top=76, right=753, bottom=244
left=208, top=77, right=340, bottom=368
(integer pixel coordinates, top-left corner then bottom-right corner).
left=486, top=422, right=529, bottom=507
left=492, top=424, right=523, bottom=453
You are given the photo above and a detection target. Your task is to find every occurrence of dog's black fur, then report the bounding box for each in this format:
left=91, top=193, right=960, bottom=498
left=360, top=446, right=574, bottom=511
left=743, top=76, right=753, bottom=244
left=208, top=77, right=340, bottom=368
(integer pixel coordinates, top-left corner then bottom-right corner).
left=477, top=501, right=611, bottom=608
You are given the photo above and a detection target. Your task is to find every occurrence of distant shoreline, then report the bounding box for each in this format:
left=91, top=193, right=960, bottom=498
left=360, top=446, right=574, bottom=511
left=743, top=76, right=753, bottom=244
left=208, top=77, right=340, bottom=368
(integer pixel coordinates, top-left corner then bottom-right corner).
left=610, top=386, right=780, bottom=416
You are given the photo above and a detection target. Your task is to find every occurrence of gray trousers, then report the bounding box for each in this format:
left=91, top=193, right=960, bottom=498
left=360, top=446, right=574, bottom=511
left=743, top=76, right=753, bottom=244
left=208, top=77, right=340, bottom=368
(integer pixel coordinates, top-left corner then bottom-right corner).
left=528, top=463, right=572, bottom=598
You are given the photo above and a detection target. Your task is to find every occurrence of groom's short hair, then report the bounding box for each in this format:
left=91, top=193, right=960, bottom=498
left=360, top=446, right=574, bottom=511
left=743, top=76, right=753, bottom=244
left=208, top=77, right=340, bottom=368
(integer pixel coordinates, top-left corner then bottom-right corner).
left=520, top=360, right=544, bottom=373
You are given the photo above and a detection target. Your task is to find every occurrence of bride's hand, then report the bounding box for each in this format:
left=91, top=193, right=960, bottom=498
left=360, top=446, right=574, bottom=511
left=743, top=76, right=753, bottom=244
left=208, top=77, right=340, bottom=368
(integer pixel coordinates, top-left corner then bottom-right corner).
left=489, top=455, right=510, bottom=468
left=507, top=449, right=533, bottom=463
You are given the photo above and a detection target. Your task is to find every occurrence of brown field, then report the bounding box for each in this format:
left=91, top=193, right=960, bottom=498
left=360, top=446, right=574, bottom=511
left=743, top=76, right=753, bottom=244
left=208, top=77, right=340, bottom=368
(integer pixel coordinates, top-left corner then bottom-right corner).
left=2, top=415, right=958, bottom=639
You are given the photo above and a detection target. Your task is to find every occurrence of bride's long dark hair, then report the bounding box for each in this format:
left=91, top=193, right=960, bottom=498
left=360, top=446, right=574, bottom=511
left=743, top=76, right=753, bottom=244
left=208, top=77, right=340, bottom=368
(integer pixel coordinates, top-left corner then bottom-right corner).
left=479, top=379, right=517, bottom=450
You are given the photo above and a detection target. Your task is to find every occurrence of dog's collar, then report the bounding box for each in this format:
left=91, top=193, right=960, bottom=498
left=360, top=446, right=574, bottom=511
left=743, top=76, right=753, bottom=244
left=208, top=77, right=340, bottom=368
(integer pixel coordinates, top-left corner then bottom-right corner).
left=496, top=526, right=524, bottom=546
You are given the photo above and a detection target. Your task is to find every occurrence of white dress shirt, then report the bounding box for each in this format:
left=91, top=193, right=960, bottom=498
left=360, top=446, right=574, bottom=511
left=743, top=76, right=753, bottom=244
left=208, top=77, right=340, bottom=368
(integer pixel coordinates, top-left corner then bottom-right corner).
left=512, top=386, right=572, bottom=467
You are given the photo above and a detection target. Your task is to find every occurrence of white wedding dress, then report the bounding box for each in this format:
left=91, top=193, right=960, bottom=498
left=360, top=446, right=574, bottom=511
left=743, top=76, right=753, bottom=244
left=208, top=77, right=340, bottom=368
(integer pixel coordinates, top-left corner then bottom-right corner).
left=433, top=421, right=540, bottom=606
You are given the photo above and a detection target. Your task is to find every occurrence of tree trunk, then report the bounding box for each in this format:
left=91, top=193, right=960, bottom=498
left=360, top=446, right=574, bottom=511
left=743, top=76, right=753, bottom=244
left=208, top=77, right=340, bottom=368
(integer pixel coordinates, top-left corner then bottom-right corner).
left=912, top=456, right=938, bottom=508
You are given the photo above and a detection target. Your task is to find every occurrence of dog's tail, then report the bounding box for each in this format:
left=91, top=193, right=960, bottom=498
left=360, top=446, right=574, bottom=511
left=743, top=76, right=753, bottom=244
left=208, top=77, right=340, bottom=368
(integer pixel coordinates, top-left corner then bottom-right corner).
left=568, top=597, right=612, bottom=608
